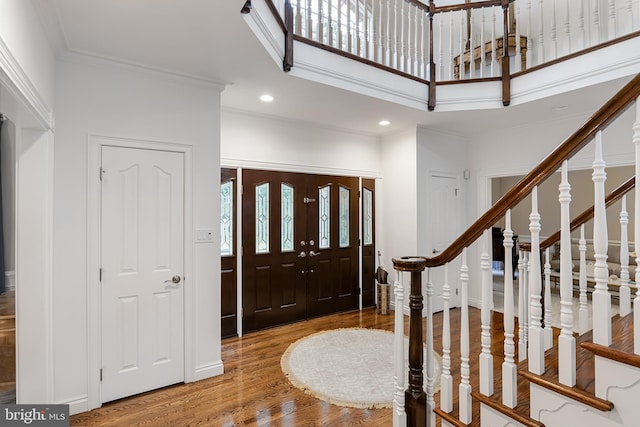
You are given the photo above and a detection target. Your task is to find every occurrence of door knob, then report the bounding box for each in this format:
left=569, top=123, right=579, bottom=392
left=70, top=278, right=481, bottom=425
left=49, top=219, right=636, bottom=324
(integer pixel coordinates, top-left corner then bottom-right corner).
left=164, top=275, right=181, bottom=284
left=297, top=251, right=307, bottom=258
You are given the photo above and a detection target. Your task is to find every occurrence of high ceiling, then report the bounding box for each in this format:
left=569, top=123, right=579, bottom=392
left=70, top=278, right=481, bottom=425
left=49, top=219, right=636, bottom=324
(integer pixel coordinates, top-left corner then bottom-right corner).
left=41, top=0, right=632, bottom=137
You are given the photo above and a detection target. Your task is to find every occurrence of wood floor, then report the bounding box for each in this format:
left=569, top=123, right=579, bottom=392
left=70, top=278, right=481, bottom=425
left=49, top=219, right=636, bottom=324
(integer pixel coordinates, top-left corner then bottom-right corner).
left=71, top=306, right=495, bottom=427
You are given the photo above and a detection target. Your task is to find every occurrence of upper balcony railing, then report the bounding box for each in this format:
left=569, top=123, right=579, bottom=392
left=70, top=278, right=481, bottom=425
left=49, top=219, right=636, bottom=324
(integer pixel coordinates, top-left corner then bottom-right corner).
left=260, top=0, right=640, bottom=108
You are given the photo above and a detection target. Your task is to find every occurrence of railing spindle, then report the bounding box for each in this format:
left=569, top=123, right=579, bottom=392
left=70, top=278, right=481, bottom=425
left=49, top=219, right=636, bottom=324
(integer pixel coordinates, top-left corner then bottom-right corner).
left=491, top=6, right=498, bottom=76
left=563, top=0, right=571, bottom=55
left=579, top=224, right=589, bottom=333
left=550, top=0, right=558, bottom=58
left=528, top=186, right=545, bottom=375
left=480, top=229, right=494, bottom=396
left=502, top=210, right=517, bottom=408
left=620, top=195, right=632, bottom=316
left=543, top=248, right=553, bottom=349
left=441, top=264, right=453, bottom=413
left=609, top=0, right=617, bottom=39
left=592, top=131, right=612, bottom=346
left=459, top=248, right=472, bottom=424
left=295, top=0, right=302, bottom=35
left=592, top=0, right=601, bottom=45
left=393, top=270, right=406, bottom=427
left=578, top=0, right=586, bottom=50
left=634, top=94, right=640, bottom=355
left=425, top=268, right=435, bottom=427
left=518, top=249, right=527, bottom=362
left=538, top=0, right=545, bottom=63
left=559, top=160, right=576, bottom=386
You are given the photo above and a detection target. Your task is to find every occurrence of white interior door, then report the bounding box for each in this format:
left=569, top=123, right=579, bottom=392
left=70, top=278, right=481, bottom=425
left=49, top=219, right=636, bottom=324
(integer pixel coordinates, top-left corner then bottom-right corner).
left=100, top=146, right=185, bottom=403
left=429, top=173, right=461, bottom=309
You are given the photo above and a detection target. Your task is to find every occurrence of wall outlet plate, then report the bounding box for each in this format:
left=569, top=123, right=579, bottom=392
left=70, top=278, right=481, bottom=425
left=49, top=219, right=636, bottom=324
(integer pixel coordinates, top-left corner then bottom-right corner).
left=195, top=229, right=215, bottom=243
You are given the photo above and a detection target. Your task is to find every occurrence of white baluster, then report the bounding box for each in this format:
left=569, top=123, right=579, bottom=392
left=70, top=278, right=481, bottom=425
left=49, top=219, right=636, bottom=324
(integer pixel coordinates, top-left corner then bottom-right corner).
left=577, top=0, right=586, bottom=50
left=318, top=0, right=324, bottom=44
left=421, top=11, right=427, bottom=79
left=480, top=229, right=494, bottom=396
left=448, top=12, right=454, bottom=80
left=479, top=7, right=486, bottom=78
left=393, top=270, right=406, bottom=427
left=526, top=0, right=533, bottom=67
left=365, top=0, right=370, bottom=59
left=592, top=0, right=601, bottom=45
left=441, top=264, right=453, bottom=413
left=620, top=195, right=632, bottom=316
left=469, top=10, right=475, bottom=79
left=609, top=0, right=617, bottom=39
left=306, top=0, right=313, bottom=39
left=328, top=0, right=333, bottom=46
left=515, top=1, right=522, bottom=73
left=398, top=0, right=404, bottom=71
left=630, top=0, right=638, bottom=32
left=559, top=160, right=576, bottom=386
left=438, top=10, right=444, bottom=80
left=579, top=225, right=590, bottom=334
left=491, top=6, right=498, bottom=77
left=634, top=95, right=640, bottom=355
left=414, top=5, right=419, bottom=75
left=425, top=268, right=435, bottom=427
left=563, top=0, right=571, bottom=55
left=502, top=211, right=517, bottom=408
left=392, top=0, right=398, bottom=69
left=592, top=131, right=612, bottom=346
left=550, top=0, right=558, bottom=59
left=384, top=0, right=390, bottom=66
left=295, top=0, right=302, bottom=36
left=528, top=186, right=545, bottom=375
left=518, top=250, right=527, bottom=362
left=347, top=0, right=353, bottom=52
left=543, top=248, right=553, bottom=349
left=524, top=251, right=530, bottom=350
left=372, top=0, right=378, bottom=61
left=459, top=9, right=466, bottom=79
left=538, top=0, right=545, bottom=63
left=459, top=248, right=472, bottom=424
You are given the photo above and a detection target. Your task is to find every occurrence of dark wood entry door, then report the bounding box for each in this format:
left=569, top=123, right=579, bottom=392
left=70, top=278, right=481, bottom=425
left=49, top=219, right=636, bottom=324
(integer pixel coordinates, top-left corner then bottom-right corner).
left=242, top=170, right=360, bottom=332
left=221, top=168, right=238, bottom=338
left=361, top=178, right=376, bottom=308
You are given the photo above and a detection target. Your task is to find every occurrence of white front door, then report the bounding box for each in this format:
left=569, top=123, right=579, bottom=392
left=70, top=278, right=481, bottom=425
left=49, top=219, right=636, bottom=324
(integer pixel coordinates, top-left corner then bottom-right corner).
left=100, top=146, right=185, bottom=403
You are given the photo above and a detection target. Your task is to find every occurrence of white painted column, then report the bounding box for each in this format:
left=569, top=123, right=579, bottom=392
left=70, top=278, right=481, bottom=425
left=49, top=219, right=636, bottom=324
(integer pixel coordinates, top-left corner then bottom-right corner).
left=592, top=131, right=612, bottom=346
left=559, top=161, right=576, bottom=386
left=393, top=270, right=406, bottom=427
left=502, top=211, right=517, bottom=408
left=528, top=186, right=545, bottom=375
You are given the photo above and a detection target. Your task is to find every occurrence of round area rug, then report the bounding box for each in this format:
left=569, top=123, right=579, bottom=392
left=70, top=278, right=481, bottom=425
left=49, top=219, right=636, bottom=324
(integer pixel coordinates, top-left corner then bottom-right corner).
left=281, top=328, right=441, bottom=409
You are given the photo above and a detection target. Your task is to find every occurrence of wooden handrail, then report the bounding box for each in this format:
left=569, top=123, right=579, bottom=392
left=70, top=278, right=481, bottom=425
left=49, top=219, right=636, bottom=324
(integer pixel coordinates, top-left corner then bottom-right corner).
left=401, top=72, right=640, bottom=268
left=540, top=176, right=635, bottom=250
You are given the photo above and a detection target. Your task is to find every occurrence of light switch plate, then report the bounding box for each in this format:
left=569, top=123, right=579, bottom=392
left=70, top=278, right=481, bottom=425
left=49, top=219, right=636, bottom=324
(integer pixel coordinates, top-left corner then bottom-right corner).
left=195, top=229, right=215, bottom=243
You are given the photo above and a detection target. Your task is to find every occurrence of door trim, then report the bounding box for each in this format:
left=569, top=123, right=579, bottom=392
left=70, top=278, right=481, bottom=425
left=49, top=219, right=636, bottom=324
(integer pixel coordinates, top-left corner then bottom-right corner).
left=86, top=134, right=194, bottom=410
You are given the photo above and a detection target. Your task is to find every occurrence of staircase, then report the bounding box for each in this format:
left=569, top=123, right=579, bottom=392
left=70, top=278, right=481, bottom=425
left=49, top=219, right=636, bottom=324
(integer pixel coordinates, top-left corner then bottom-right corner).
left=391, top=73, right=640, bottom=427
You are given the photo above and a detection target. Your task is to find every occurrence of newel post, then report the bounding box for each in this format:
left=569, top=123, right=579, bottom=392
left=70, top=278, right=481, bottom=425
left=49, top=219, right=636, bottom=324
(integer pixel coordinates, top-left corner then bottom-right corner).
left=501, top=0, right=511, bottom=106
left=393, top=256, right=428, bottom=427
left=284, top=0, right=294, bottom=71
left=428, top=0, right=436, bottom=111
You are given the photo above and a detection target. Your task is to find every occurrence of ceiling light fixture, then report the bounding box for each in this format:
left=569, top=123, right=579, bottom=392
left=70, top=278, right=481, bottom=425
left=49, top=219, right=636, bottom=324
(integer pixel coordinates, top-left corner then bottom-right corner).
left=260, top=94, right=274, bottom=103
left=378, top=120, right=390, bottom=126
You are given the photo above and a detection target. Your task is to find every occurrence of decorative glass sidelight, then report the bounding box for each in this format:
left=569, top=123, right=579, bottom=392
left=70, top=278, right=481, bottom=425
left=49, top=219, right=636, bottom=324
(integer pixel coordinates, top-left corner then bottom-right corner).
left=256, top=183, right=270, bottom=254
left=339, top=186, right=350, bottom=247
left=319, top=186, right=331, bottom=249
left=220, top=181, right=234, bottom=256
left=281, top=183, right=295, bottom=252
left=363, top=187, right=373, bottom=245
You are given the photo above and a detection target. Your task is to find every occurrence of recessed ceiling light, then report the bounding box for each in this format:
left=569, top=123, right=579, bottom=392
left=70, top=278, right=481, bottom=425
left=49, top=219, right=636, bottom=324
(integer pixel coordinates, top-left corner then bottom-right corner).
left=260, top=94, right=274, bottom=103
left=378, top=120, right=391, bottom=126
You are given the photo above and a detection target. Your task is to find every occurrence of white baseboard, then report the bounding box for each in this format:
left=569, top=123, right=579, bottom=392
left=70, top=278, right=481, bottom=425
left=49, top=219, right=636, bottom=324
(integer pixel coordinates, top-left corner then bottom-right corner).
left=193, top=360, right=224, bottom=382
left=4, top=271, right=15, bottom=291
left=63, top=395, right=89, bottom=416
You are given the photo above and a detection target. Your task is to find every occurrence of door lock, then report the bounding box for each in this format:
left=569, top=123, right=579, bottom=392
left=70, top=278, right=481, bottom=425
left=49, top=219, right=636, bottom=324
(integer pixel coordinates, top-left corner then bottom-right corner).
left=164, top=275, right=182, bottom=284
left=297, top=251, right=307, bottom=258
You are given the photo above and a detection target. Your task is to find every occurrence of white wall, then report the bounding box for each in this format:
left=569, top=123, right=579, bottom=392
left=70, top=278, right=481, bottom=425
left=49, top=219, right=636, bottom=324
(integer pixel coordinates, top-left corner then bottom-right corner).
left=380, top=129, right=419, bottom=283
left=221, top=109, right=381, bottom=176
left=53, top=55, right=223, bottom=412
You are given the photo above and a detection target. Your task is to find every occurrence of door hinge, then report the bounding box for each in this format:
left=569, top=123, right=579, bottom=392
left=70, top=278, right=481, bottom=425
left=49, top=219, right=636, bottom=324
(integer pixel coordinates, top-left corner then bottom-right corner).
left=99, top=268, right=102, bottom=282
left=456, top=288, right=459, bottom=295
left=100, top=368, right=103, bottom=382
left=99, top=167, right=105, bottom=181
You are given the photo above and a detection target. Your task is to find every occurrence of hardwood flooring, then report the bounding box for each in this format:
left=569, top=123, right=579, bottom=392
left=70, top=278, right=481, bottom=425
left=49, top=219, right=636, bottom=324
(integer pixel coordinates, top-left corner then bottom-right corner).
left=71, top=306, right=496, bottom=427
